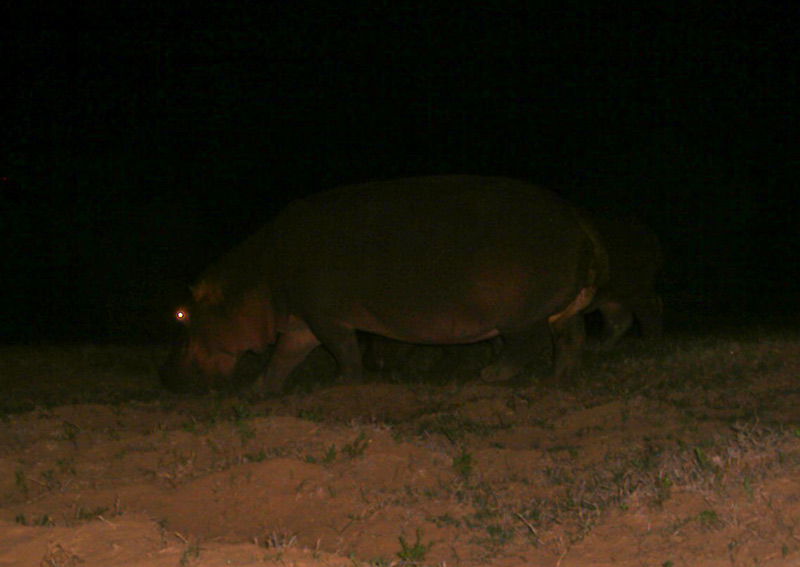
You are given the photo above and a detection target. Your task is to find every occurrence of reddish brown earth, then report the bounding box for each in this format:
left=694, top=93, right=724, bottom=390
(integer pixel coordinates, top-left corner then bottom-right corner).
left=1, top=331, right=800, bottom=566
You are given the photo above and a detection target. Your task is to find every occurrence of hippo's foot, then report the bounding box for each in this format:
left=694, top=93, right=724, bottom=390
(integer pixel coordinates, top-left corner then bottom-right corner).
left=583, top=336, right=615, bottom=354
left=248, top=374, right=287, bottom=399
left=335, top=365, right=365, bottom=385
left=480, top=362, right=529, bottom=385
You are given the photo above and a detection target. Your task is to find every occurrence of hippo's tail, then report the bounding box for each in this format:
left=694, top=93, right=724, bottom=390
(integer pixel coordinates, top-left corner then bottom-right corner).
left=574, top=208, right=610, bottom=290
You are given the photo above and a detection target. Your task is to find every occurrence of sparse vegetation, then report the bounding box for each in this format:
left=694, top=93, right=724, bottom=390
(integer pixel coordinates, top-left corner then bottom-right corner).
left=397, top=528, right=432, bottom=564
left=697, top=509, right=721, bottom=529
left=342, top=432, right=369, bottom=459
left=262, top=528, right=297, bottom=560
left=298, top=408, right=324, bottom=422
left=75, top=506, right=109, bottom=521
left=179, top=542, right=201, bottom=566
left=416, top=413, right=509, bottom=443
left=1, top=330, right=799, bottom=565
left=452, top=447, right=474, bottom=482
left=14, top=467, right=28, bottom=496
left=323, top=445, right=337, bottom=463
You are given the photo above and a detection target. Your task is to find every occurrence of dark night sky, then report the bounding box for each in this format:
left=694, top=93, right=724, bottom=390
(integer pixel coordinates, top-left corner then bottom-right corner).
left=1, top=3, right=798, bottom=343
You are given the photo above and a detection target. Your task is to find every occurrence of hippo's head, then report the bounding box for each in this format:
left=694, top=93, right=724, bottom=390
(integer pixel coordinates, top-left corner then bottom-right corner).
left=159, top=278, right=275, bottom=393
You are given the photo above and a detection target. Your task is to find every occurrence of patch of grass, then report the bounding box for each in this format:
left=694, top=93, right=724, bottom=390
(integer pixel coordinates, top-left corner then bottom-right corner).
left=543, top=466, right=573, bottom=486
left=397, top=528, right=432, bottom=564
left=547, top=445, right=580, bottom=459
left=244, top=450, right=267, bottom=463
left=41, top=543, right=81, bottom=567
left=75, top=506, right=109, bottom=521
left=229, top=402, right=253, bottom=421
left=464, top=483, right=502, bottom=524
left=323, top=445, right=337, bottom=464
left=57, top=421, right=81, bottom=443
left=56, top=457, right=76, bottom=475
left=518, top=502, right=545, bottom=526
left=342, top=432, right=369, bottom=459
left=432, top=513, right=461, bottom=528
left=159, top=449, right=198, bottom=485
left=693, top=446, right=715, bottom=472
left=453, top=447, right=474, bottom=482
left=389, top=427, right=407, bottom=444
left=416, top=413, right=509, bottom=444
left=742, top=476, right=754, bottom=499
left=180, top=418, right=200, bottom=434
left=19, top=513, right=55, bottom=527
left=697, top=509, right=721, bottom=529
left=653, top=473, right=673, bottom=507
left=263, top=529, right=297, bottom=555
left=235, top=421, right=256, bottom=445
left=298, top=408, right=323, bottom=422
left=226, top=402, right=259, bottom=445
left=179, top=543, right=201, bottom=566
left=40, top=469, right=62, bottom=491
left=14, top=467, right=28, bottom=496
left=484, top=523, right=514, bottom=549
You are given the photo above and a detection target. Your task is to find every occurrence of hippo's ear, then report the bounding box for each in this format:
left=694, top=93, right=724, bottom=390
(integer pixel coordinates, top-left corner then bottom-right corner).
left=190, top=280, right=225, bottom=305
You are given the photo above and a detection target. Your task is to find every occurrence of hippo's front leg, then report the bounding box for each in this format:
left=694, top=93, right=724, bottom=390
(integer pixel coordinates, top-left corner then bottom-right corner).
left=251, top=327, right=320, bottom=397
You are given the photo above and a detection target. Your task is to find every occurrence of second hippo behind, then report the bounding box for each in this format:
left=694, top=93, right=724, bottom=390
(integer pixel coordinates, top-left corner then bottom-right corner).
left=160, top=175, right=609, bottom=396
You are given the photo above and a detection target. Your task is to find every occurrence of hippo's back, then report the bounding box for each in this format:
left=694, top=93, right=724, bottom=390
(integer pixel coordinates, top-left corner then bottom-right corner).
left=268, top=176, right=606, bottom=337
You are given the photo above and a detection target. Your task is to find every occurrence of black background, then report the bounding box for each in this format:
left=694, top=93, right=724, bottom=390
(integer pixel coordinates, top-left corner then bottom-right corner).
left=2, top=3, right=798, bottom=344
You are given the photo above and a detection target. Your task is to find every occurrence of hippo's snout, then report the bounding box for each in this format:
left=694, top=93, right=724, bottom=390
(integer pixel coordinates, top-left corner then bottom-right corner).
left=160, top=333, right=265, bottom=394
left=159, top=345, right=206, bottom=393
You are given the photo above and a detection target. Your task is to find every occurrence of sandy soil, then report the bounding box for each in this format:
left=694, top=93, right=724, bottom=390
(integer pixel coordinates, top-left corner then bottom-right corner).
left=2, top=331, right=800, bottom=566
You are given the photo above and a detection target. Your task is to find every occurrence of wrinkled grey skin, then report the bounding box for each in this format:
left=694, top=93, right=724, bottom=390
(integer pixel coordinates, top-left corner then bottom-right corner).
left=160, top=176, right=608, bottom=396
left=580, top=216, right=663, bottom=350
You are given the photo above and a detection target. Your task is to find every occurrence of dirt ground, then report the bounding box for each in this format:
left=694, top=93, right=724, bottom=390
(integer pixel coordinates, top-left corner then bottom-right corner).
left=2, top=328, right=800, bottom=566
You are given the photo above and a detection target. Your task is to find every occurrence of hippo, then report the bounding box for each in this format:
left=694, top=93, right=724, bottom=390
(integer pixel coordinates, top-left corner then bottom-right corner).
left=160, top=176, right=608, bottom=396
left=580, top=215, right=662, bottom=350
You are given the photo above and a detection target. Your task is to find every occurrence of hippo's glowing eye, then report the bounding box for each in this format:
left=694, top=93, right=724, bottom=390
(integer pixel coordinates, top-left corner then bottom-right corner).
left=175, top=309, right=188, bottom=322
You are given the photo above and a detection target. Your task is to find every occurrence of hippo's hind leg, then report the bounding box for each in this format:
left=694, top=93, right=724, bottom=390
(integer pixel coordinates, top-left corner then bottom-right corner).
left=480, top=325, right=549, bottom=384
left=632, top=294, right=663, bottom=338
left=362, top=333, right=415, bottom=372
left=548, top=285, right=596, bottom=383
left=550, top=310, right=587, bottom=381
left=594, top=301, right=634, bottom=352
left=252, top=327, right=320, bottom=397
left=305, top=319, right=364, bottom=384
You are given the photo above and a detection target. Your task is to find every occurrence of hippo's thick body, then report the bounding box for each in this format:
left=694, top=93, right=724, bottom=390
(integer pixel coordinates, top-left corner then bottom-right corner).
left=161, top=176, right=608, bottom=395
